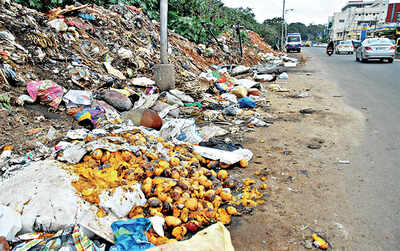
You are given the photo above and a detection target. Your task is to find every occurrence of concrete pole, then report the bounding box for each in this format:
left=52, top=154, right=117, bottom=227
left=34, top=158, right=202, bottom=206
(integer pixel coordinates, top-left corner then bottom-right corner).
left=154, top=0, right=175, bottom=91
left=281, top=0, right=286, bottom=51
left=160, top=0, right=168, bottom=64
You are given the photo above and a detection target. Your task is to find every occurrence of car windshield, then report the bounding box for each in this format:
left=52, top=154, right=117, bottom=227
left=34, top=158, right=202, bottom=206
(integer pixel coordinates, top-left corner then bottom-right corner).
left=288, top=36, right=300, bottom=42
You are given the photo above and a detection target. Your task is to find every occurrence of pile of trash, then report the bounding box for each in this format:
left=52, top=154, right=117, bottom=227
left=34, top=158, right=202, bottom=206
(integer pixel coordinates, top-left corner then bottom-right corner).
left=0, top=1, right=300, bottom=250
left=0, top=122, right=265, bottom=249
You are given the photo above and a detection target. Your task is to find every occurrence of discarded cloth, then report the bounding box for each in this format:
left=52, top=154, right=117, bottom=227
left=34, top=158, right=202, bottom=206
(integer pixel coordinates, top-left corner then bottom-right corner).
left=26, top=80, right=65, bottom=108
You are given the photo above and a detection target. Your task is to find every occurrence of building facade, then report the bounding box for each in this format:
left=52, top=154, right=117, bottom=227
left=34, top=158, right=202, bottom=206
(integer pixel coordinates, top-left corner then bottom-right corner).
left=330, top=0, right=391, bottom=41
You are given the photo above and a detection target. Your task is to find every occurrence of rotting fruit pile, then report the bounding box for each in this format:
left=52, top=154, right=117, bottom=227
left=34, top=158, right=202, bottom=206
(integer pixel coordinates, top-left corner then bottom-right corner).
left=70, top=128, right=265, bottom=245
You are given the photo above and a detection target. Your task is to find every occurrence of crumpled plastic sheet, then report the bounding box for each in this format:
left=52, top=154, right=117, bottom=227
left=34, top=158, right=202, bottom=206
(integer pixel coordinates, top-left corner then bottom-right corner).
left=99, top=184, right=146, bottom=218
left=160, top=119, right=202, bottom=145
left=192, top=145, right=253, bottom=165
left=26, top=80, right=65, bottom=108
left=63, top=90, right=93, bottom=108
left=110, top=218, right=155, bottom=251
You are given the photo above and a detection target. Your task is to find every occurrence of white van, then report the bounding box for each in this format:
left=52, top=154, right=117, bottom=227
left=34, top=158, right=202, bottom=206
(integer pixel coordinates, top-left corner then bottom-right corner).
left=286, top=33, right=302, bottom=53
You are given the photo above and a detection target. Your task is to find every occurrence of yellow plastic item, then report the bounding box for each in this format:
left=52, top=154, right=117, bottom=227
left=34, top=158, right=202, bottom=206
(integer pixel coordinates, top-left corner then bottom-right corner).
left=312, top=233, right=329, bottom=250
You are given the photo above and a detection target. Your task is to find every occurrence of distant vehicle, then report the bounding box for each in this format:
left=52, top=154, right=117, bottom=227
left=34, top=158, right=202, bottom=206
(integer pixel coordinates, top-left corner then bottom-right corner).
left=286, top=33, right=302, bottom=53
left=355, top=38, right=395, bottom=63
left=335, top=40, right=354, bottom=55
left=305, top=41, right=312, bottom=47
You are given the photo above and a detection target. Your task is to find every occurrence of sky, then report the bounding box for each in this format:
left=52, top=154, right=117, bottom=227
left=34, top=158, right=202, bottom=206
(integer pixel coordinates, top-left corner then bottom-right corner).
left=221, top=0, right=349, bottom=25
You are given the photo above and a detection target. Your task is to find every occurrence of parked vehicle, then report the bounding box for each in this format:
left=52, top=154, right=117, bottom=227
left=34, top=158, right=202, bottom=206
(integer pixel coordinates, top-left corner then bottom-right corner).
left=335, top=40, right=354, bottom=55
left=305, top=41, right=312, bottom=47
left=286, top=33, right=302, bottom=53
left=355, top=38, right=395, bottom=63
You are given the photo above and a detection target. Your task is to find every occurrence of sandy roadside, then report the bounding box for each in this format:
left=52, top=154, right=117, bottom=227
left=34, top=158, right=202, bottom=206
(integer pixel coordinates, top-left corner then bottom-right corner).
left=228, top=58, right=366, bottom=251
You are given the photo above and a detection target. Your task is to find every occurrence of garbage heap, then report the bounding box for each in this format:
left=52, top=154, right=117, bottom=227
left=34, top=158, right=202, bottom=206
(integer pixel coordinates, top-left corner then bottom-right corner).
left=0, top=2, right=280, bottom=94
left=0, top=1, right=299, bottom=250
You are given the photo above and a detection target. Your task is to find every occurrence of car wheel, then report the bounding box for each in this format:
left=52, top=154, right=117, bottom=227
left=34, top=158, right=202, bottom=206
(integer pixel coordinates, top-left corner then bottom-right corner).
left=388, top=58, right=394, bottom=63
left=356, top=54, right=359, bottom=62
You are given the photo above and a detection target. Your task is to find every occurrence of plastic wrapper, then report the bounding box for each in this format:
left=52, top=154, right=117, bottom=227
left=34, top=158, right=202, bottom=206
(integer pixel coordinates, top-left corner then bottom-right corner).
left=63, top=90, right=93, bottom=108
left=238, top=97, right=257, bottom=108
left=110, top=218, right=155, bottom=251
left=231, top=65, right=250, bottom=76
left=192, top=145, right=253, bottom=165
left=99, top=184, right=146, bottom=218
left=103, top=62, right=126, bottom=80
left=279, top=72, right=289, bottom=79
left=26, top=80, right=65, bottom=108
left=130, top=77, right=155, bottom=88
left=149, top=216, right=165, bottom=237
left=160, top=119, right=202, bottom=144
left=236, top=79, right=257, bottom=89
left=199, top=125, right=228, bottom=140
left=222, top=105, right=240, bottom=116
left=220, top=93, right=237, bottom=104
left=147, top=223, right=234, bottom=251
left=231, top=86, right=248, bottom=98
left=0, top=205, right=22, bottom=241
left=169, top=90, right=194, bottom=103
left=166, top=92, right=184, bottom=107
left=254, top=74, right=274, bottom=82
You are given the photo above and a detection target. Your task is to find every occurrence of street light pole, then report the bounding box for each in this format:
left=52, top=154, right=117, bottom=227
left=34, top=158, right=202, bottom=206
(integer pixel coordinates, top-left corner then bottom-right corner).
left=281, top=0, right=286, bottom=51
left=154, top=0, right=175, bottom=91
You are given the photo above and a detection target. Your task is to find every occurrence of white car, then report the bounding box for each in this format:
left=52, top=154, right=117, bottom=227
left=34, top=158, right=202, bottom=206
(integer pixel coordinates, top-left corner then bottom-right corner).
left=356, top=38, right=395, bottom=63
left=335, top=40, right=354, bottom=55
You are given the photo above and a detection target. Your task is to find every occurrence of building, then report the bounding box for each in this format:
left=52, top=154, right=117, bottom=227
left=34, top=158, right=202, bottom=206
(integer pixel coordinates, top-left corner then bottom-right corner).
left=330, top=0, right=391, bottom=41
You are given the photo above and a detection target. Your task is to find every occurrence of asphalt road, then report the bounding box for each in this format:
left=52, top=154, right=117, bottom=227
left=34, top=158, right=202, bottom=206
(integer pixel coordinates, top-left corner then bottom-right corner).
left=303, top=47, right=400, bottom=250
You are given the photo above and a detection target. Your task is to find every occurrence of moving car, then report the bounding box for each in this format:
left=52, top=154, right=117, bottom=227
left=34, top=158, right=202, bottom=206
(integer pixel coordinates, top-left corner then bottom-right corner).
left=356, top=38, right=395, bottom=63
left=335, top=40, right=354, bottom=55
left=286, top=33, right=302, bottom=53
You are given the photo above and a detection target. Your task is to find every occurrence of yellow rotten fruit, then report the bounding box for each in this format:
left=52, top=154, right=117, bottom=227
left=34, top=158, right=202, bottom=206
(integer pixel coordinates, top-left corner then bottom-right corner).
left=243, top=178, right=256, bottom=186
left=217, top=208, right=231, bottom=225
left=226, top=206, right=240, bottom=216
left=240, top=159, right=248, bottom=168
left=220, top=191, right=233, bottom=202
left=172, top=226, right=187, bottom=240
left=158, top=160, right=170, bottom=170
left=185, top=198, right=198, bottom=211
left=170, top=157, right=180, bottom=167
left=165, top=216, right=182, bottom=227
left=180, top=208, right=189, bottom=222
left=217, top=170, right=228, bottom=181
left=91, top=149, right=103, bottom=160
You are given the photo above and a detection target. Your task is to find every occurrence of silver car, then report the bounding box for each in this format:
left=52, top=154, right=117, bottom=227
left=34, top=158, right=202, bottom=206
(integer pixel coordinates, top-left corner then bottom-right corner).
left=356, top=38, right=395, bottom=63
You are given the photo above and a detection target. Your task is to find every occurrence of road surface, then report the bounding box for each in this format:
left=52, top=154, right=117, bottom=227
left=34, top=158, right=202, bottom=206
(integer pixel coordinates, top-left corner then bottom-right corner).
left=303, top=47, right=400, bottom=250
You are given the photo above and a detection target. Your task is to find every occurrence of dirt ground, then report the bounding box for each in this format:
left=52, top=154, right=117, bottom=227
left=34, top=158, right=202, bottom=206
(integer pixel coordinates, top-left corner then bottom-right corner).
left=228, top=57, right=365, bottom=250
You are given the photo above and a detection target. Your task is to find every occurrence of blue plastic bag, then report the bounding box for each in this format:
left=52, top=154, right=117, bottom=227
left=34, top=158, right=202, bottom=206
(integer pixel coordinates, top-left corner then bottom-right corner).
left=110, top=218, right=155, bottom=251
left=238, top=97, right=257, bottom=108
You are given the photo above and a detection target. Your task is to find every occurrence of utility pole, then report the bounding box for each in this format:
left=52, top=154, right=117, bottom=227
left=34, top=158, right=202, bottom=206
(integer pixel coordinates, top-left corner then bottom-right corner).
left=281, top=0, right=286, bottom=51
left=154, top=0, right=175, bottom=91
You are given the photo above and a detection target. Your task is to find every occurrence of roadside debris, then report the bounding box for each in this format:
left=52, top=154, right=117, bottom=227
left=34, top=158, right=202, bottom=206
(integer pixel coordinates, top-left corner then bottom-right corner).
left=0, top=1, right=303, bottom=250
